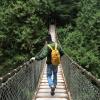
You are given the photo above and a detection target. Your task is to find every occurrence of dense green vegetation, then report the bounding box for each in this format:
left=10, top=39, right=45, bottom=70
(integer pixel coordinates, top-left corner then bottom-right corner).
left=57, top=0, right=100, bottom=78
left=0, top=0, right=100, bottom=78
left=0, top=0, right=48, bottom=76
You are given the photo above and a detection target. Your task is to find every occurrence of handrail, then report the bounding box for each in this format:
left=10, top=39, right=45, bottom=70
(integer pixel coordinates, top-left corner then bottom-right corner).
left=61, top=55, right=100, bottom=100
left=65, top=53, right=100, bottom=87
left=0, top=65, right=24, bottom=84
left=0, top=59, right=45, bottom=100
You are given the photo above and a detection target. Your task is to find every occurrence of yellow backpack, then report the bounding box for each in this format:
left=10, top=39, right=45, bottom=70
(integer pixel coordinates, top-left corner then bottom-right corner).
left=48, top=43, right=60, bottom=66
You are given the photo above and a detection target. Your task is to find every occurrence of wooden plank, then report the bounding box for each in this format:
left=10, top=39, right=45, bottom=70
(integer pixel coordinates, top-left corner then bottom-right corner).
left=38, top=88, right=67, bottom=93
left=35, top=98, right=67, bottom=100
left=36, top=92, right=68, bottom=98
left=42, top=75, right=63, bottom=77
left=40, top=82, right=65, bottom=86
left=41, top=79, right=64, bottom=83
left=39, top=85, right=65, bottom=89
left=43, top=73, right=62, bottom=75
left=42, top=78, right=63, bottom=80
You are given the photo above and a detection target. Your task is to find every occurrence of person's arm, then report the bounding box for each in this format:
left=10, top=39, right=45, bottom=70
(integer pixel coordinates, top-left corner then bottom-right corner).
left=35, top=45, right=48, bottom=60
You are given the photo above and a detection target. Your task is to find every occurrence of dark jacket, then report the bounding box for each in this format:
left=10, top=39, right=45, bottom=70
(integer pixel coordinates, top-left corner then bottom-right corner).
left=35, top=42, right=64, bottom=64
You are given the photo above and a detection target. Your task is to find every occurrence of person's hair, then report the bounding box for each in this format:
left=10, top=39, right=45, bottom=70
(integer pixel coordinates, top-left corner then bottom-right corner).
left=46, top=34, right=52, bottom=43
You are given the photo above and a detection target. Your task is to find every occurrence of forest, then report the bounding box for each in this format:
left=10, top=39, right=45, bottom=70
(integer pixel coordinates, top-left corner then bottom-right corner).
left=0, top=0, right=100, bottom=78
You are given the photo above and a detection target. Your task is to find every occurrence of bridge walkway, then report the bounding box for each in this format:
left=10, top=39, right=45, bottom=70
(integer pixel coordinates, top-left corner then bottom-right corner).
left=33, top=64, right=70, bottom=100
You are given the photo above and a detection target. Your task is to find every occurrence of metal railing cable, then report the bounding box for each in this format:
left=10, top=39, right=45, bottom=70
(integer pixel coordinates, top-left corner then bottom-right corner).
left=0, top=58, right=45, bottom=100
left=56, top=31, right=100, bottom=100
left=61, top=55, right=100, bottom=100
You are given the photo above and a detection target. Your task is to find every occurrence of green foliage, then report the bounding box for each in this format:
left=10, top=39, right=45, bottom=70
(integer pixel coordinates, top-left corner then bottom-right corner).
left=0, top=0, right=47, bottom=76
left=58, top=0, right=100, bottom=78
left=0, top=0, right=99, bottom=79
left=35, top=0, right=79, bottom=25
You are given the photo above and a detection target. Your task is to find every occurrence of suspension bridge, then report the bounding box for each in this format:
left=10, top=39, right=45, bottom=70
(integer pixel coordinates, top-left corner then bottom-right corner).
left=0, top=25, right=100, bottom=100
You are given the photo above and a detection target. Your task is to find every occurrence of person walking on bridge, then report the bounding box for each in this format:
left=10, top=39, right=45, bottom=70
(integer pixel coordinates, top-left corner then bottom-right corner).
left=31, top=34, right=64, bottom=96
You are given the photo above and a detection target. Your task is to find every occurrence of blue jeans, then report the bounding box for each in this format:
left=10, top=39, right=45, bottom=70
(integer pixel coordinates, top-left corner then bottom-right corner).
left=47, top=64, right=58, bottom=87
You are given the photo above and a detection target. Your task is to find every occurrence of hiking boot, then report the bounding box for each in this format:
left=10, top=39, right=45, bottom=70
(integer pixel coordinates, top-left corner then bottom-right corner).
left=51, top=91, right=55, bottom=96
left=50, top=85, right=55, bottom=96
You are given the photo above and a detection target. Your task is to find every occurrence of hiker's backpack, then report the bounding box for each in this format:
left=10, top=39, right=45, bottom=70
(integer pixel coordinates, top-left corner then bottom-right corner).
left=48, top=43, right=60, bottom=66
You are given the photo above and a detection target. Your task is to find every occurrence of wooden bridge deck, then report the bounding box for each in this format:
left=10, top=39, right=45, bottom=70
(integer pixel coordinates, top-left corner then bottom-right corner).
left=33, top=64, right=69, bottom=100
left=32, top=25, right=70, bottom=100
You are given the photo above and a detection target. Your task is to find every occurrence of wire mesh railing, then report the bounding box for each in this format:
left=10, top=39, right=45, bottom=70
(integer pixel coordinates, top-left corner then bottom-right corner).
left=0, top=59, right=45, bottom=100
left=61, top=55, right=100, bottom=100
